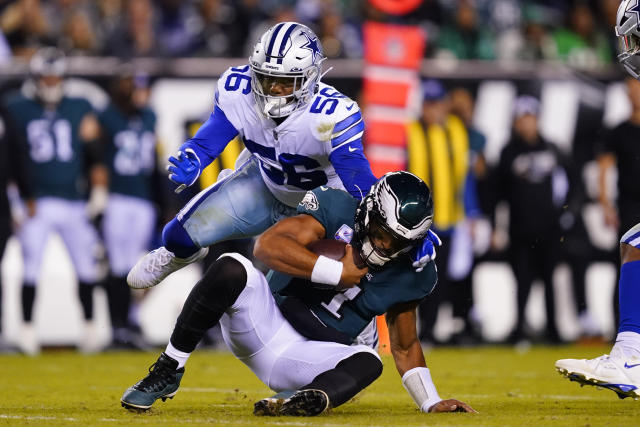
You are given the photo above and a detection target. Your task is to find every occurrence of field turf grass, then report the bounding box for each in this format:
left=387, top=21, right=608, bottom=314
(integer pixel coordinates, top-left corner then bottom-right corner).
left=0, top=344, right=637, bottom=426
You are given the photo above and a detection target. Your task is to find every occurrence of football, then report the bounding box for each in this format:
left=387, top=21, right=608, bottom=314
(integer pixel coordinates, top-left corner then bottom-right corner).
left=307, top=239, right=366, bottom=268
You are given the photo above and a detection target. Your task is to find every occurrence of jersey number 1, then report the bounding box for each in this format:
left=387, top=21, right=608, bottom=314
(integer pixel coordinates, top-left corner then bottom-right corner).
left=321, top=286, right=362, bottom=319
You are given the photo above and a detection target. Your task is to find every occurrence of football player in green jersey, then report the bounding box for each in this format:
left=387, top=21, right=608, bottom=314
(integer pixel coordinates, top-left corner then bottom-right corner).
left=121, top=171, right=475, bottom=416
left=2, top=48, right=104, bottom=355
left=96, top=70, right=162, bottom=350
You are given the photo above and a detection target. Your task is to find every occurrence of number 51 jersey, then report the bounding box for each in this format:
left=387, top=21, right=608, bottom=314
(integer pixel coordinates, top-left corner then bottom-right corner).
left=216, top=65, right=371, bottom=207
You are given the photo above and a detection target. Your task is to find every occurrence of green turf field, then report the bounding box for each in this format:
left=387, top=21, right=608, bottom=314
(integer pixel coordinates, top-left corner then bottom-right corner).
left=0, top=344, right=637, bottom=426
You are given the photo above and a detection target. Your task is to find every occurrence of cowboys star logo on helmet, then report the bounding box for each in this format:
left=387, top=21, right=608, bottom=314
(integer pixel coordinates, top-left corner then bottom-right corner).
left=249, top=22, right=327, bottom=118
left=616, top=0, right=640, bottom=79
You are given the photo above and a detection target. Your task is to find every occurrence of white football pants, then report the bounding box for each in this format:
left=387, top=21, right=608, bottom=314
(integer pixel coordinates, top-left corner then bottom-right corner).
left=103, top=193, right=156, bottom=277
left=19, top=197, right=101, bottom=284
left=219, top=253, right=380, bottom=392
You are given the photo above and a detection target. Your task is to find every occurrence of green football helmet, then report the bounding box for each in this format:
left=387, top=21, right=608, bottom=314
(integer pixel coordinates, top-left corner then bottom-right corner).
left=353, top=171, right=434, bottom=269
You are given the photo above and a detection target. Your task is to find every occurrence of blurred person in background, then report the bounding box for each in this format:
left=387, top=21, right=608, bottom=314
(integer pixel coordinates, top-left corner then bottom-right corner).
left=1, top=48, right=104, bottom=355
left=95, top=0, right=124, bottom=41
left=515, top=4, right=558, bottom=61
left=156, top=0, right=196, bottom=57
left=552, top=1, right=612, bottom=67
left=0, top=105, right=34, bottom=353
left=491, top=95, right=568, bottom=345
left=0, top=0, right=52, bottom=58
left=95, top=70, right=164, bottom=350
left=598, top=76, right=640, bottom=256
left=434, top=0, right=495, bottom=60
left=189, top=0, right=243, bottom=57
left=597, top=76, right=640, bottom=326
left=103, top=0, right=158, bottom=58
left=407, top=79, right=480, bottom=345
left=315, top=5, right=362, bottom=59
left=447, top=86, right=488, bottom=345
left=59, top=8, right=101, bottom=55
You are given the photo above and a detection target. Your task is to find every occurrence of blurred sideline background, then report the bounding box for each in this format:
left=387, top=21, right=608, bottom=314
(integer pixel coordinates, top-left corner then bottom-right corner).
left=0, top=0, right=632, bottom=349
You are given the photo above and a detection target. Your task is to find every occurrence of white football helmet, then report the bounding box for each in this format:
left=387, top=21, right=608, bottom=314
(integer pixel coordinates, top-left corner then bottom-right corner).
left=29, top=47, right=67, bottom=105
left=249, top=22, right=326, bottom=118
left=616, top=0, right=640, bottom=79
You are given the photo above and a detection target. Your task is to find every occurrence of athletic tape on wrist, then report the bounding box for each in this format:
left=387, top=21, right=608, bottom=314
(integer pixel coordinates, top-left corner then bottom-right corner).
left=311, top=255, right=343, bottom=286
left=401, top=367, right=441, bottom=412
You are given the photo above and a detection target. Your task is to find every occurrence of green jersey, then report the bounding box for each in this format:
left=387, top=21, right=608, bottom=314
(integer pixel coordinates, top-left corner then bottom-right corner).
left=98, top=104, right=157, bottom=200
left=269, top=187, right=437, bottom=341
left=4, top=93, right=93, bottom=200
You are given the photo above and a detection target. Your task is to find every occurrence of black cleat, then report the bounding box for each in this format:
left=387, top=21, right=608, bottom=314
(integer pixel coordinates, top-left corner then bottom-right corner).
left=121, top=353, right=185, bottom=411
left=253, top=389, right=329, bottom=416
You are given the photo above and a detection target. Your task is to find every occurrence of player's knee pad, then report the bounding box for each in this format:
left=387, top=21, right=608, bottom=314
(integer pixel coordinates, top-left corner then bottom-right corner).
left=172, top=256, right=247, bottom=350
left=196, top=255, right=248, bottom=304
left=162, top=217, right=198, bottom=258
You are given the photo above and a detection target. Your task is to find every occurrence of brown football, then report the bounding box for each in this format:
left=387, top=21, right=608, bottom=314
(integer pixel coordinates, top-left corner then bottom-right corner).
left=307, top=239, right=366, bottom=268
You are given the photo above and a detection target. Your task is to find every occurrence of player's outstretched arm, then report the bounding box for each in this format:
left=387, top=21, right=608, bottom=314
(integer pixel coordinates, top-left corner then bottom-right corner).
left=387, top=304, right=477, bottom=414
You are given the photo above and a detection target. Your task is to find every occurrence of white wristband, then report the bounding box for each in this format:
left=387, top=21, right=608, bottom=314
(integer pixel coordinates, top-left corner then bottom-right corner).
left=402, top=367, right=441, bottom=413
left=310, top=255, right=343, bottom=286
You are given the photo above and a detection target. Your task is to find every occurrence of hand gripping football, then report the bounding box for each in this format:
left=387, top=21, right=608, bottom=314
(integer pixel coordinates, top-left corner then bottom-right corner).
left=307, top=239, right=366, bottom=268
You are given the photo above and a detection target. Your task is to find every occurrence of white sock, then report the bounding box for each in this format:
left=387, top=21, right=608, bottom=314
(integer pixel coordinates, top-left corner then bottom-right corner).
left=613, top=331, right=640, bottom=359
left=165, top=342, right=191, bottom=369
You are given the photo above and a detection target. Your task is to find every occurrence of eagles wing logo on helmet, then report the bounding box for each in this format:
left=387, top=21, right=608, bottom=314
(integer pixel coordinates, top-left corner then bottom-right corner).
left=616, top=0, right=640, bottom=79
left=249, top=22, right=327, bottom=118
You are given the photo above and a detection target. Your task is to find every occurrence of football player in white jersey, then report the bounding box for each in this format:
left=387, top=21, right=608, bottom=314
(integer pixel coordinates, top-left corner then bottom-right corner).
left=554, top=0, right=640, bottom=399
left=127, top=22, right=439, bottom=289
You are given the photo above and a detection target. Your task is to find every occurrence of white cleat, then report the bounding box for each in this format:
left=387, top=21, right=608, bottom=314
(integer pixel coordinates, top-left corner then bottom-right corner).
left=555, top=348, right=640, bottom=399
left=18, top=324, right=40, bottom=356
left=127, top=246, right=209, bottom=289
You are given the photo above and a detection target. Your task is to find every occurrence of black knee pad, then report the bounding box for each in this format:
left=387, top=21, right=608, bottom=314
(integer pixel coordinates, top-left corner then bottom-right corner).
left=171, top=255, right=247, bottom=352
left=196, top=255, right=247, bottom=304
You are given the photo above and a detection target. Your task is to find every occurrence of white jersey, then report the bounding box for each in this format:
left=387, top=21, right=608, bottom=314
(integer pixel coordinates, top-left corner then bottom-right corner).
left=215, top=65, right=364, bottom=207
